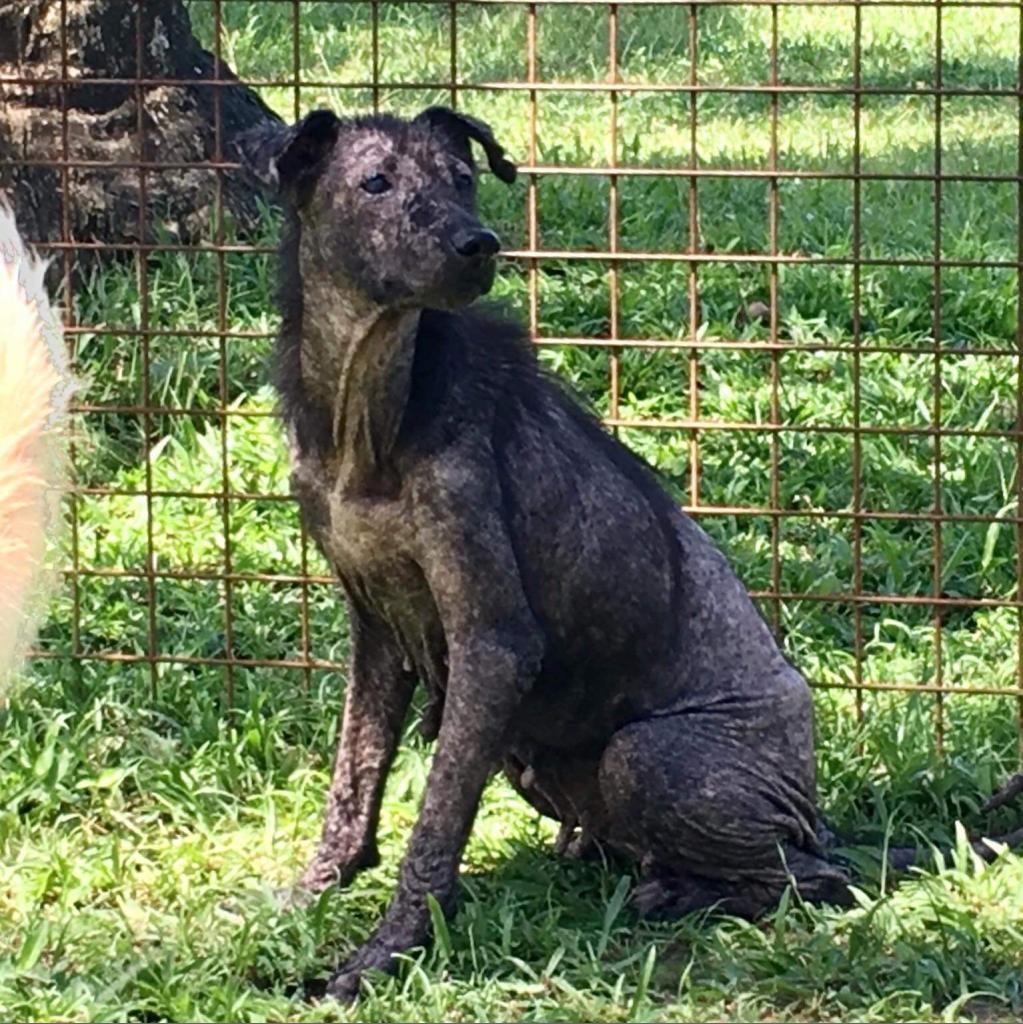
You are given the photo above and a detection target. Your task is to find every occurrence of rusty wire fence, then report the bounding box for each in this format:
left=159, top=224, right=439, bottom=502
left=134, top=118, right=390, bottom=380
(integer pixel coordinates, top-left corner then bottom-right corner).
left=5, top=0, right=1023, bottom=757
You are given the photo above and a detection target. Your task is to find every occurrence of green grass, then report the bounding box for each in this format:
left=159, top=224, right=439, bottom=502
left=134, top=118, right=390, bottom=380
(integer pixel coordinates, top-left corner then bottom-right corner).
left=3, top=1, right=1023, bottom=1020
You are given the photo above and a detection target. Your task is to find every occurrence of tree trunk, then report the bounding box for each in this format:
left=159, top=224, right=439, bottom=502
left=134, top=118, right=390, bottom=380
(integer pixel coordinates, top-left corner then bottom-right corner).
left=0, top=0, right=280, bottom=255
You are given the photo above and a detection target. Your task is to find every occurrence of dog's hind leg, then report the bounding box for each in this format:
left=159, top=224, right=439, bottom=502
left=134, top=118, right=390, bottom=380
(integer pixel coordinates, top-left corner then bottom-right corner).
left=596, top=705, right=851, bottom=920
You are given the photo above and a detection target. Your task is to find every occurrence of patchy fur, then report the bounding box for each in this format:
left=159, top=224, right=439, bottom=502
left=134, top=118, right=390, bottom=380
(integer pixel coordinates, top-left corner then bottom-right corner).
left=0, top=202, right=73, bottom=691
left=241, top=107, right=1023, bottom=1002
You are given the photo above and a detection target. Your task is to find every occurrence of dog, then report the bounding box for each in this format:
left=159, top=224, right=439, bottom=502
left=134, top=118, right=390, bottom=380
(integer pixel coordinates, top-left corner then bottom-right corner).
left=240, top=107, right=1023, bottom=1000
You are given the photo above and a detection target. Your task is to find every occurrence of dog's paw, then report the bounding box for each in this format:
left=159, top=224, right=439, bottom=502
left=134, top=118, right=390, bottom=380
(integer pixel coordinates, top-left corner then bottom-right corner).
left=324, top=940, right=400, bottom=1003
left=324, top=965, right=363, bottom=1003
left=630, top=877, right=672, bottom=917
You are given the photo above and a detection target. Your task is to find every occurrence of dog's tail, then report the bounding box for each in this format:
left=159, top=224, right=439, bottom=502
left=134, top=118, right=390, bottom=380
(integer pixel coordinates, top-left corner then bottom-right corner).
left=822, top=775, right=1023, bottom=880
left=883, top=824, right=1023, bottom=873
left=0, top=202, right=74, bottom=690
left=882, top=774, right=1023, bottom=870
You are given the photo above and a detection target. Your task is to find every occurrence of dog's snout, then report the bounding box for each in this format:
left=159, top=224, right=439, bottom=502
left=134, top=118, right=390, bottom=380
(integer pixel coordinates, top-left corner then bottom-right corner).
left=451, top=227, right=501, bottom=259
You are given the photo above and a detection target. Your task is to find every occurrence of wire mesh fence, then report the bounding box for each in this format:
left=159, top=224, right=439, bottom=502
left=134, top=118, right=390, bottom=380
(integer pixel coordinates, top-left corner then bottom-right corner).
left=4, top=0, right=1022, bottom=756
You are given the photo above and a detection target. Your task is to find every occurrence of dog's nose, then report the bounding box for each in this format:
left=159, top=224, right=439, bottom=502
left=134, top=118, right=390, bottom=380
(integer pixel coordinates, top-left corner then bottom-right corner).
left=451, top=227, right=501, bottom=258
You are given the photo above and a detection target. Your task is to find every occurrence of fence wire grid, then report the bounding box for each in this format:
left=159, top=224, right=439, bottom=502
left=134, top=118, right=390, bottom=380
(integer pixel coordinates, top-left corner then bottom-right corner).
left=6, top=0, right=1023, bottom=757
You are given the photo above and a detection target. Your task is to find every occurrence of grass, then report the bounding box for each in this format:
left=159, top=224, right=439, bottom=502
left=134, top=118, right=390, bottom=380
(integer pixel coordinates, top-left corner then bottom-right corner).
left=3, top=1, right=1023, bottom=1020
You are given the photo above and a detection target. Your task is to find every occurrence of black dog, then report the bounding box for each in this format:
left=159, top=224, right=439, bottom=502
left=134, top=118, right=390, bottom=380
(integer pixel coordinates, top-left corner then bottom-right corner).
left=240, top=106, right=1023, bottom=1000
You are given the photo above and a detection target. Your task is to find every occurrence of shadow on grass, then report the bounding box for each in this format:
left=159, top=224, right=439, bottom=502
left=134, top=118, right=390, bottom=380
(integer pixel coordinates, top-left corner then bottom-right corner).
left=242, top=814, right=1023, bottom=1020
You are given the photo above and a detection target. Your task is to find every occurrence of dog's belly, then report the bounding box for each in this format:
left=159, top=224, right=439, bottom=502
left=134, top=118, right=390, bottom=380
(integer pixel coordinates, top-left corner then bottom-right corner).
left=507, top=663, right=622, bottom=749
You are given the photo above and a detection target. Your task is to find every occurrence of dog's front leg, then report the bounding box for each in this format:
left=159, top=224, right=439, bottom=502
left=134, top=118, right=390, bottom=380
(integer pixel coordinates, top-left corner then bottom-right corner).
left=292, top=605, right=415, bottom=898
left=326, top=462, right=542, bottom=1000
left=326, top=631, right=537, bottom=999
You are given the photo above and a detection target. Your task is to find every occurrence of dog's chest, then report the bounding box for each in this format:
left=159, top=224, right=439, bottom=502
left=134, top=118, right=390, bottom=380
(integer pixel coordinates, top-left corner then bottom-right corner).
left=290, top=452, right=417, bottom=577
left=289, top=450, right=445, bottom=678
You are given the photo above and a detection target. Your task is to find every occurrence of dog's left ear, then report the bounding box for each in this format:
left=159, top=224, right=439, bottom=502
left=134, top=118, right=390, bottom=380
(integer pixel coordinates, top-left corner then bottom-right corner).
left=414, top=106, right=517, bottom=184
left=237, top=109, right=341, bottom=201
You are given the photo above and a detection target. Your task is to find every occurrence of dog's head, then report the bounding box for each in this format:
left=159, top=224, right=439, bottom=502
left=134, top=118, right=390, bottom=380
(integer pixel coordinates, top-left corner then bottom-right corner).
left=240, top=106, right=517, bottom=311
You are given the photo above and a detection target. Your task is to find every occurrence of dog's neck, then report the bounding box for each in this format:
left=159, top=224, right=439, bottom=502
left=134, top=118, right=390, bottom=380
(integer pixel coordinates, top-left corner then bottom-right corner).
left=299, top=268, right=421, bottom=496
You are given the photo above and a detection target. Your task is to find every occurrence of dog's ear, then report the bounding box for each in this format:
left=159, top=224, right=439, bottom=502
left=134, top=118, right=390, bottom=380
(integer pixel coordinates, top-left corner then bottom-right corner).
left=237, top=109, right=341, bottom=201
left=414, top=106, right=517, bottom=184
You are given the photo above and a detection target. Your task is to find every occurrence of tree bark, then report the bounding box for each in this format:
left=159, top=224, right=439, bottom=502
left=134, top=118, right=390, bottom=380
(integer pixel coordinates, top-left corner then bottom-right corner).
left=0, top=0, right=280, bottom=254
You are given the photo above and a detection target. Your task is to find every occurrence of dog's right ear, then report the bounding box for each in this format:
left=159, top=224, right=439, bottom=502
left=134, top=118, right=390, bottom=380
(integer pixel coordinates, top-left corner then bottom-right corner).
left=236, top=109, right=340, bottom=202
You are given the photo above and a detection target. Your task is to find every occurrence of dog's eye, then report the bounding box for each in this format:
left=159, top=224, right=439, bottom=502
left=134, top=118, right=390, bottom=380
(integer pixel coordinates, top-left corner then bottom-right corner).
left=360, top=173, right=392, bottom=195
left=453, top=169, right=474, bottom=191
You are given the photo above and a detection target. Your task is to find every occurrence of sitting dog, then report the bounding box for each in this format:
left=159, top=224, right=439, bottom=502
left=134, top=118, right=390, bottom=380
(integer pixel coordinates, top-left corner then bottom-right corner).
left=240, top=107, right=1022, bottom=1000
